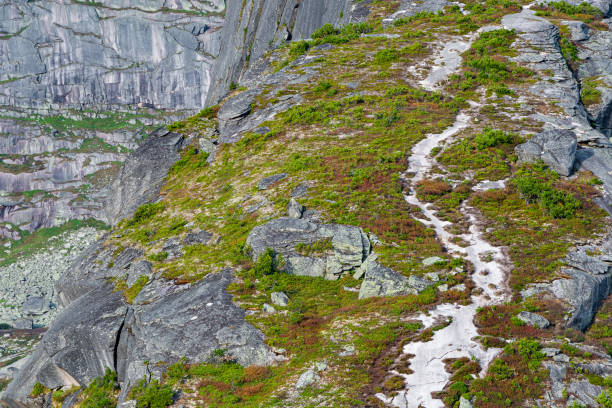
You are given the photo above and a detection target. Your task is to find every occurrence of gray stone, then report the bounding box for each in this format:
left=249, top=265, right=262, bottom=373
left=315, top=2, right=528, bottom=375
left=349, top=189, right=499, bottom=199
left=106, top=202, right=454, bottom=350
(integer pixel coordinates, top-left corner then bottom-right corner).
left=263, top=303, right=276, bottom=313
left=425, top=272, right=440, bottom=282
left=576, top=148, right=612, bottom=199
left=353, top=254, right=378, bottom=280
left=21, top=297, right=50, bottom=316
left=295, top=369, right=319, bottom=389
left=163, top=238, right=183, bottom=259
left=544, top=361, right=567, bottom=400
left=565, top=249, right=610, bottom=275
left=515, top=130, right=578, bottom=176
left=408, top=275, right=435, bottom=292
left=567, top=380, right=602, bottom=406
left=550, top=268, right=611, bottom=330
left=287, top=198, right=304, bottom=219
left=359, top=264, right=432, bottom=299
left=517, top=311, right=550, bottom=329
left=459, top=396, right=473, bottom=408
left=438, top=284, right=449, bottom=292
left=198, top=138, right=217, bottom=156
left=553, top=353, right=570, bottom=363
left=286, top=256, right=326, bottom=278
left=314, top=360, right=327, bottom=372
left=246, top=217, right=370, bottom=281
left=182, top=230, right=213, bottom=247
left=423, top=256, right=444, bottom=266
left=13, top=318, right=33, bottom=330
left=271, top=292, right=289, bottom=307
left=542, top=347, right=561, bottom=357
left=291, top=183, right=309, bottom=198
left=257, top=173, right=288, bottom=190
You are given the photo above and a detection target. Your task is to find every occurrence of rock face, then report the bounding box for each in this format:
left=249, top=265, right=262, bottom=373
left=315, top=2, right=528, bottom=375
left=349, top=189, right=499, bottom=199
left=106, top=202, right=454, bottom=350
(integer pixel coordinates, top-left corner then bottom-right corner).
left=0, top=0, right=224, bottom=112
left=205, top=0, right=359, bottom=105
left=522, top=236, right=612, bottom=331
left=104, top=129, right=184, bottom=225
left=515, top=129, right=578, bottom=176
left=502, top=10, right=609, bottom=146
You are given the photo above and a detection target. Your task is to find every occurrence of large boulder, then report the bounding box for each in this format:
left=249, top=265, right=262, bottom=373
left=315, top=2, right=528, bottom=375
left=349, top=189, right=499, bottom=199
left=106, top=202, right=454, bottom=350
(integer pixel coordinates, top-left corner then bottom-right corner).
left=515, top=129, right=577, bottom=176
left=116, top=269, right=274, bottom=400
left=550, top=268, right=611, bottom=330
left=246, top=217, right=371, bottom=280
left=104, top=128, right=184, bottom=225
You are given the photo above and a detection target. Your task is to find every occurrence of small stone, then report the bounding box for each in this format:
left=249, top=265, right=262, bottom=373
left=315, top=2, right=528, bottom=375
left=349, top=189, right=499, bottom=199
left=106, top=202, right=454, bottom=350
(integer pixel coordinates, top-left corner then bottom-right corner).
left=517, top=311, right=550, bottom=329
left=271, top=292, right=289, bottom=307
left=314, top=361, right=327, bottom=372
left=459, top=396, right=473, bottom=408
left=198, top=138, right=216, bottom=155
left=295, top=369, right=319, bottom=389
left=287, top=198, right=304, bottom=219
left=338, top=344, right=355, bottom=357
left=118, top=401, right=138, bottom=408
left=438, top=284, right=449, bottom=292
left=553, top=353, right=570, bottom=363
left=423, top=256, right=445, bottom=266
left=452, top=284, right=466, bottom=291
left=425, top=272, right=440, bottom=282
left=542, top=347, right=561, bottom=357
left=263, top=303, right=276, bottom=313
left=257, top=173, right=287, bottom=190
left=12, top=318, right=32, bottom=330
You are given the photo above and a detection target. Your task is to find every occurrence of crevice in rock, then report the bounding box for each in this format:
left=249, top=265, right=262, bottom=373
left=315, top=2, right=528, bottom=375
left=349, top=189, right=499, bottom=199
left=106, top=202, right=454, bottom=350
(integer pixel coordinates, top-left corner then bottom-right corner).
left=113, top=316, right=126, bottom=375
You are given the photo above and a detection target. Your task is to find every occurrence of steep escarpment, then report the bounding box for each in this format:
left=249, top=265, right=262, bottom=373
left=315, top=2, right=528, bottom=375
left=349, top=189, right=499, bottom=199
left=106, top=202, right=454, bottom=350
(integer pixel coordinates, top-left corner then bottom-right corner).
left=4, top=0, right=612, bottom=407
left=0, top=0, right=359, bottom=234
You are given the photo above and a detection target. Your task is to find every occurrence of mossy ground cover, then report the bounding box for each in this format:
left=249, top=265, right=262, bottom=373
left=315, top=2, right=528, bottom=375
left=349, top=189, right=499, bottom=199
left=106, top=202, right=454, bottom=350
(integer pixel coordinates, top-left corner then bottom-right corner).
left=96, top=1, right=611, bottom=406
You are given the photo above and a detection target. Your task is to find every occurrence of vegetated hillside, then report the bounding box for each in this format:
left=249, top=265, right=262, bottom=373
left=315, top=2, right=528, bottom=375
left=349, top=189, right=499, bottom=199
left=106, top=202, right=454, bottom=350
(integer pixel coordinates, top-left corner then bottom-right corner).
left=2, top=0, right=612, bottom=407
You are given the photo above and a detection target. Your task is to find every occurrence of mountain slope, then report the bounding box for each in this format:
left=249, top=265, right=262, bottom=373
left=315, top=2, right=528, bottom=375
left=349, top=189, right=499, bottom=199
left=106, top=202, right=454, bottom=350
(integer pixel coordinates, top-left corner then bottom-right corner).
left=3, top=0, right=612, bottom=407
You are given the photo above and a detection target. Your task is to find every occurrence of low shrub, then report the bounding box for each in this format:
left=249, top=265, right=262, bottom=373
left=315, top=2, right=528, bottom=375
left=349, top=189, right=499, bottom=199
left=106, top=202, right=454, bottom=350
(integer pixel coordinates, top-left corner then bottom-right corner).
left=474, top=128, right=514, bottom=149
left=131, top=379, right=174, bottom=408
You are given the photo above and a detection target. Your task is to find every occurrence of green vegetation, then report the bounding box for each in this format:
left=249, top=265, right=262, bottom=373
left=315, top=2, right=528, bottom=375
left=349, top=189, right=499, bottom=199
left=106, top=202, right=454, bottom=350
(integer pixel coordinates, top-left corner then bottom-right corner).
left=581, top=77, right=604, bottom=106
left=130, top=378, right=174, bottom=408
left=513, top=168, right=581, bottom=218
left=101, top=2, right=611, bottom=405
left=295, top=239, right=333, bottom=256
left=166, top=106, right=217, bottom=135
left=125, top=203, right=167, bottom=227
left=473, top=163, right=606, bottom=291
left=535, top=1, right=603, bottom=23
left=439, top=128, right=519, bottom=181
left=80, top=368, right=119, bottom=408
left=30, top=382, right=47, bottom=397
left=451, top=28, right=531, bottom=96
